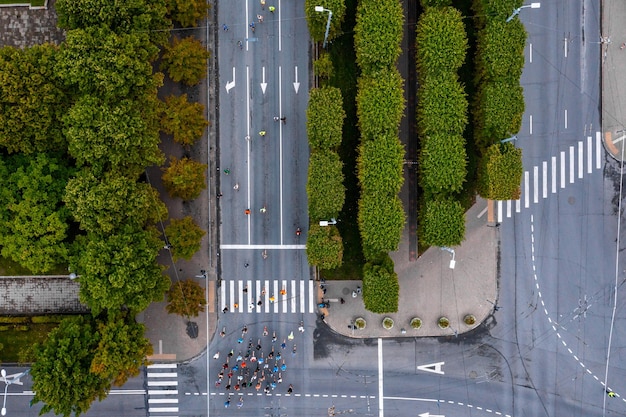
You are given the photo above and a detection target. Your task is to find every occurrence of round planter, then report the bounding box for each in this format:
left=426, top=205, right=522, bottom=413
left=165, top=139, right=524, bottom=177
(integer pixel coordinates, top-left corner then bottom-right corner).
left=382, top=317, right=394, bottom=330
left=438, top=317, right=450, bottom=329
left=463, top=314, right=476, bottom=326
left=410, top=317, right=422, bottom=329
left=354, top=317, right=366, bottom=330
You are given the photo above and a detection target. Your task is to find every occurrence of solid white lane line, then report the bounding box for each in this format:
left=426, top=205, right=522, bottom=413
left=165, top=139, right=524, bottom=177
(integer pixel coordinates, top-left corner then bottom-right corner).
left=529, top=114, right=533, bottom=135
left=542, top=161, right=547, bottom=198
left=309, top=280, right=315, bottom=313
left=497, top=201, right=502, bottom=223
left=564, top=37, right=568, bottom=57
left=300, top=280, right=305, bottom=313
left=569, top=146, right=575, bottom=183
left=533, top=166, right=538, bottom=203
left=525, top=171, right=530, bottom=208
left=529, top=43, right=533, bottom=63
left=278, top=0, right=282, bottom=51
left=220, top=244, right=307, bottom=249
left=587, top=136, right=593, bottom=174
left=246, top=66, right=251, bottom=245
left=378, top=338, right=384, bottom=417
left=279, top=66, right=284, bottom=245
left=596, top=131, right=602, bottom=169
left=560, top=151, right=566, bottom=188
left=578, top=140, right=583, bottom=179
left=551, top=156, right=556, bottom=193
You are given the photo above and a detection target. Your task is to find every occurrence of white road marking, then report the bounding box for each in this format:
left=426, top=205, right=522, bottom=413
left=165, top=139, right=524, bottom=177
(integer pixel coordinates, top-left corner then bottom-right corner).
left=560, top=151, right=566, bottom=188
left=507, top=200, right=512, bottom=218
left=378, top=338, right=384, bottom=417
left=542, top=161, right=547, bottom=198
left=221, top=282, right=226, bottom=311
left=497, top=201, right=502, bottom=223
left=260, top=66, right=267, bottom=94
left=279, top=65, right=284, bottom=244
left=587, top=136, right=592, bottom=173
left=147, top=373, right=177, bottom=378
left=524, top=171, right=530, bottom=208
left=564, top=37, right=568, bottom=57
left=477, top=205, right=488, bottom=218
left=238, top=280, right=244, bottom=312
left=551, top=156, right=557, bottom=193
left=148, top=407, right=179, bottom=413
left=220, top=244, right=306, bottom=249
left=300, top=280, right=305, bottom=313
left=309, top=280, right=315, bottom=313
left=265, top=279, right=270, bottom=313
left=516, top=198, right=521, bottom=213
left=569, top=146, right=575, bottom=183
left=564, top=109, right=568, bottom=129
left=416, top=362, right=445, bottom=375
left=533, top=166, right=538, bottom=203
left=292, top=280, right=297, bottom=313
left=282, top=279, right=287, bottom=313
left=256, top=280, right=262, bottom=313
left=273, top=280, right=279, bottom=313
left=596, top=131, right=602, bottom=169
left=247, top=279, right=253, bottom=310
left=148, top=398, right=178, bottom=404
left=148, top=364, right=177, bottom=369
left=148, top=390, right=178, bottom=395
left=246, top=65, right=251, bottom=245
left=578, top=140, right=583, bottom=179
left=529, top=114, right=533, bottom=135
left=147, top=381, right=178, bottom=386
left=293, top=66, right=300, bottom=93
left=230, top=280, right=235, bottom=311
left=529, top=42, right=533, bottom=63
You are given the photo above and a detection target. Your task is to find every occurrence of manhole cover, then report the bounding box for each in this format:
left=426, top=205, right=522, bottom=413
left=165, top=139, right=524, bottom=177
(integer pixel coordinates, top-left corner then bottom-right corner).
left=186, top=321, right=199, bottom=339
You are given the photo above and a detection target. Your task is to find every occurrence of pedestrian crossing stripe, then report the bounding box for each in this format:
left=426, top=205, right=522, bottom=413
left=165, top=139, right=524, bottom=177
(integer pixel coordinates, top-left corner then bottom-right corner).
left=146, top=363, right=179, bottom=415
left=220, top=279, right=316, bottom=313
left=496, top=132, right=603, bottom=222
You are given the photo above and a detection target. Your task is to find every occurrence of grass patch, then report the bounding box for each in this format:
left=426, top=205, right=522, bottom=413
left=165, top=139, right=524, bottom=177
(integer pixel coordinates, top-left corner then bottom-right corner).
left=0, top=255, right=68, bottom=276
left=321, top=0, right=365, bottom=281
left=0, top=0, right=45, bottom=5
left=0, top=322, right=59, bottom=363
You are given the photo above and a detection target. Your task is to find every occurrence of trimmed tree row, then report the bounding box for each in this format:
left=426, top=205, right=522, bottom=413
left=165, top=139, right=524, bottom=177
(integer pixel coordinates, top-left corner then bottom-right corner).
left=473, top=0, right=525, bottom=200
left=415, top=6, right=468, bottom=247
left=354, top=0, right=405, bottom=314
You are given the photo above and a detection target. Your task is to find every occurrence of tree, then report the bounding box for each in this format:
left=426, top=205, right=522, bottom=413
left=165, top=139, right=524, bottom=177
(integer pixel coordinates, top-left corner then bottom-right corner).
left=307, top=87, right=345, bottom=151
left=357, top=68, right=405, bottom=139
left=166, top=279, right=206, bottom=318
left=164, top=216, right=206, bottom=260
left=477, top=142, right=523, bottom=200
left=357, top=132, right=405, bottom=196
left=306, top=223, right=344, bottom=270
left=30, top=316, right=109, bottom=417
left=55, top=0, right=172, bottom=46
left=307, top=151, right=345, bottom=220
left=165, top=0, right=209, bottom=27
left=64, top=94, right=164, bottom=177
left=417, top=73, right=468, bottom=137
left=362, top=254, right=399, bottom=314
left=160, top=94, right=208, bottom=146
left=160, top=36, right=210, bottom=86
left=91, top=312, right=153, bottom=387
left=358, top=192, right=405, bottom=260
left=162, top=157, right=207, bottom=200
left=419, top=133, right=467, bottom=196
left=0, top=44, right=67, bottom=154
left=57, top=27, right=161, bottom=101
left=0, top=153, right=74, bottom=274
left=64, top=170, right=168, bottom=234
left=474, top=81, right=524, bottom=150
left=72, top=225, right=170, bottom=314
left=304, top=0, right=346, bottom=44
left=420, top=198, right=465, bottom=247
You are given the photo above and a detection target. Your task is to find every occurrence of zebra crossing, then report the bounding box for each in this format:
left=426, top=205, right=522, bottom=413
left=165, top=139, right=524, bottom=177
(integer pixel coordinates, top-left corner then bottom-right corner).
left=220, top=279, right=316, bottom=313
left=146, top=363, right=179, bottom=416
left=496, top=132, right=603, bottom=222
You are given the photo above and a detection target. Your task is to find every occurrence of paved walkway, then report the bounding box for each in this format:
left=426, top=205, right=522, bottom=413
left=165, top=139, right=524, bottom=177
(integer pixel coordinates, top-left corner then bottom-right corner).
left=0, top=0, right=65, bottom=48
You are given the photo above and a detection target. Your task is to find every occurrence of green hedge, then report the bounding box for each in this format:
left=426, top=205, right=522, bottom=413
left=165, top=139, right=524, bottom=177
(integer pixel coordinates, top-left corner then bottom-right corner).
left=420, top=0, right=451, bottom=6
left=354, top=0, right=404, bottom=75
left=356, top=68, right=405, bottom=139
left=474, top=81, right=524, bottom=149
left=419, top=133, right=467, bottom=196
left=307, top=151, right=345, bottom=220
left=362, top=254, right=399, bottom=313
left=421, top=198, right=465, bottom=247
left=307, top=87, right=345, bottom=151
left=476, top=19, right=526, bottom=83
left=415, top=7, right=468, bottom=76
left=357, top=131, right=405, bottom=195
left=477, top=142, right=522, bottom=200
left=358, top=192, right=405, bottom=260
left=306, top=223, right=344, bottom=269
left=0, top=316, right=29, bottom=324
left=417, top=73, right=468, bottom=137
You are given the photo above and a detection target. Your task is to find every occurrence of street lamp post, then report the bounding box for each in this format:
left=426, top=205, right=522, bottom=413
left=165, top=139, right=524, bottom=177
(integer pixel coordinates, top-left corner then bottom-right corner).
left=506, top=2, right=540, bottom=22
left=314, top=6, right=333, bottom=48
left=319, top=218, right=337, bottom=227
left=440, top=246, right=456, bottom=269
left=500, top=135, right=518, bottom=144
left=1, top=369, right=29, bottom=416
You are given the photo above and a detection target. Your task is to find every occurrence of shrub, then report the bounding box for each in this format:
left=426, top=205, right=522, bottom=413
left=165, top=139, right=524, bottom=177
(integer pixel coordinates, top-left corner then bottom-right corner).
left=476, top=19, right=526, bottom=83
left=477, top=142, right=523, bottom=200
left=306, top=223, right=344, bottom=270
left=415, top=6, right=468, bottom=76
left=474, top=81, right=524, bottom=150
left=417, top=73, right=468, bottom=137
left=420, top=0, right=452, bottom=6
left=0, top=316, right=29, bottom=324
left=421, top=198, right=465, bottom=247
left=410, top=317, right=422, bottom=329
left=358, top=192, right=405, bottom=260
left=164, top=216, right=206, bottom=261
left=313, top=52, right=333, bottom=78
left=438, top=317, right=450, bottom=328
left=357, top=68, right=405, bottom=139
left=362, top=254, right=399, bottom=314
left=419, top=133, right=467, bottom=196
left=307, top=87, right=346, bottom=151
left=307, top=151, right=345, bottom=220
left=357, top=131, right=405, bottom=195
left=355, top=317, right=366, bottom=329
left=31, top=315, right=66, bottom=324
left=382, top=317, right=394, bottom=329
left=464, top=314, right=476, bottom=326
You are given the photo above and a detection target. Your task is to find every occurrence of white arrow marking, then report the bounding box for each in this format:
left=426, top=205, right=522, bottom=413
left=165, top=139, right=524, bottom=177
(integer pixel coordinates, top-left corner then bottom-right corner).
left=416, top=361, right=444, bottom=375
left=293, top=66, right=300, bottom=94
left=419, top=413, right=444, bottom=417
left=260, top=66, right=267, bottom=94
left=225, top=67, right=236, bottom=93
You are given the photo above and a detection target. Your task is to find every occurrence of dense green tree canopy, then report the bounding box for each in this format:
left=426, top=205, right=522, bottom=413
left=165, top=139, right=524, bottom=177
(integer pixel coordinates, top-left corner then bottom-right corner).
left=362, top=254, right=399, bottom=314
left=477, top=142, right=522, bottom=200
left=474, top=81, right=524, bottom=149
left=358, top=192, right=405, bottom=260
left=164, top=216, right=205, bottom=260
left=160, top=94, right=208, bottom=146
left=0, top=44, right=67, bottom=154
left=0, top=153, right=73, bottom=273
left=55, top=0, right=172, bottom=46
left=162, top=157, right=207, bottom=201
left=160, top=36, right=210, bottom=86
left=73, top=225, right=170, bottom=314
left=357, top=131, right=405, bottom=195
left=58, top=27, right=161, bottom=101
left=64, top=94, right=164, bottom=177
left=476, top=19, right=527, bottom=83
left=166, top=279, right=206, bottom=318
left=307, top=87, right=345, bottom=151
left=307, top=151, right=345, bottom=220
left=165, top=0, right=209, bottom=27
left=306, top=223, right=344, bottom=270
left=419, top=133, right=467, bottom=195
left=31, top=316, right=109, bottom=417
left=357, top=68, right=405, bottom=139
left=420, top=198, right=465, bottom=247
left=64, top=170, right=167, bottom=235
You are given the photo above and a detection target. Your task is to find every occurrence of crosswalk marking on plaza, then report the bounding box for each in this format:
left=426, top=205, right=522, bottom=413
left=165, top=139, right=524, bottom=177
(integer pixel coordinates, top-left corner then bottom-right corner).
left=497, top=132, right=605, bottom=222
left=220, top=279, right=316, bottom=313
left=146, top=363, right=179, bottom=415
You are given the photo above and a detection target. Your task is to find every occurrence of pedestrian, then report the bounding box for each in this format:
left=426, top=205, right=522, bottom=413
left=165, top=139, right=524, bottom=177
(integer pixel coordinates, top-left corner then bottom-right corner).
left=213, top=352, right=220, bottom=359
left=608, top=390, right=616, bottom=398
left=298, top=321, right=305, bottom=332
left=242, top=325, right=248, bottom=334
left=234, top=302, right=239, bottom=309
left=260, top=206, right=267, bottom=213
left=287, top=384, right=293, bottom=394
left=237, top=397, right=244, bottom=408
left=234, top=183, right=239, bottom=190
left=249, top=302, right=255, bottom=310
left=340, top=298, right=345, bottom=304
left=249, top=21, right=255, bottom=31
left=243, top=285, right=248, bottom=293
left=280, top=116, right=286, bottom=124
left=228, top=349, right=234, bottom=357
left=223, top=306, right=229, bottom=313
left=217, top=192, right=223, bottom=198
left=260, top=0, right=265, bottom=9
left=288, top=331, right=294, bottom=340
left=224, top=168, right=230, bottom=174
left=245, top=208, right=251, bottom=215
left=272, top=332, right=277, bottom=343
left=220, top=327, right=226, bottom=337
left=277, top=373, right=282, bottom=383
left=223, top=24, right=229, bottom=31
left=269, top=5, right=276, bottom=13
left=237, top=40, right=243, bottom=49
left=281, top=339, right=286, bottom=349
left=263, top=326, right=269, bottom=336
left=257, top=14, right=264, bottom=23
left=225, top=399, right=230, bottom=408
left=259, top=130, right=266, bottom=136
left=244, top=262, right=249, bottom=268
left=269, top=295, right=275, bottom=303
left=280, top=288, right=286, bottom=296
left=258, top=299, right=263, bottom=306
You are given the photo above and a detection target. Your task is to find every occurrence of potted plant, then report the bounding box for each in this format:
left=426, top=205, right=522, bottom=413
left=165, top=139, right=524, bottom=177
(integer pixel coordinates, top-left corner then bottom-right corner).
left=382, top=317, right=394, bottom=330
left=464, top=314, right=476, bottom=326
left=355, top=317, right=366, bottom=330
left=438, top=317, right=450, bottom=329
left=410, top=317, right=422, bottom=329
